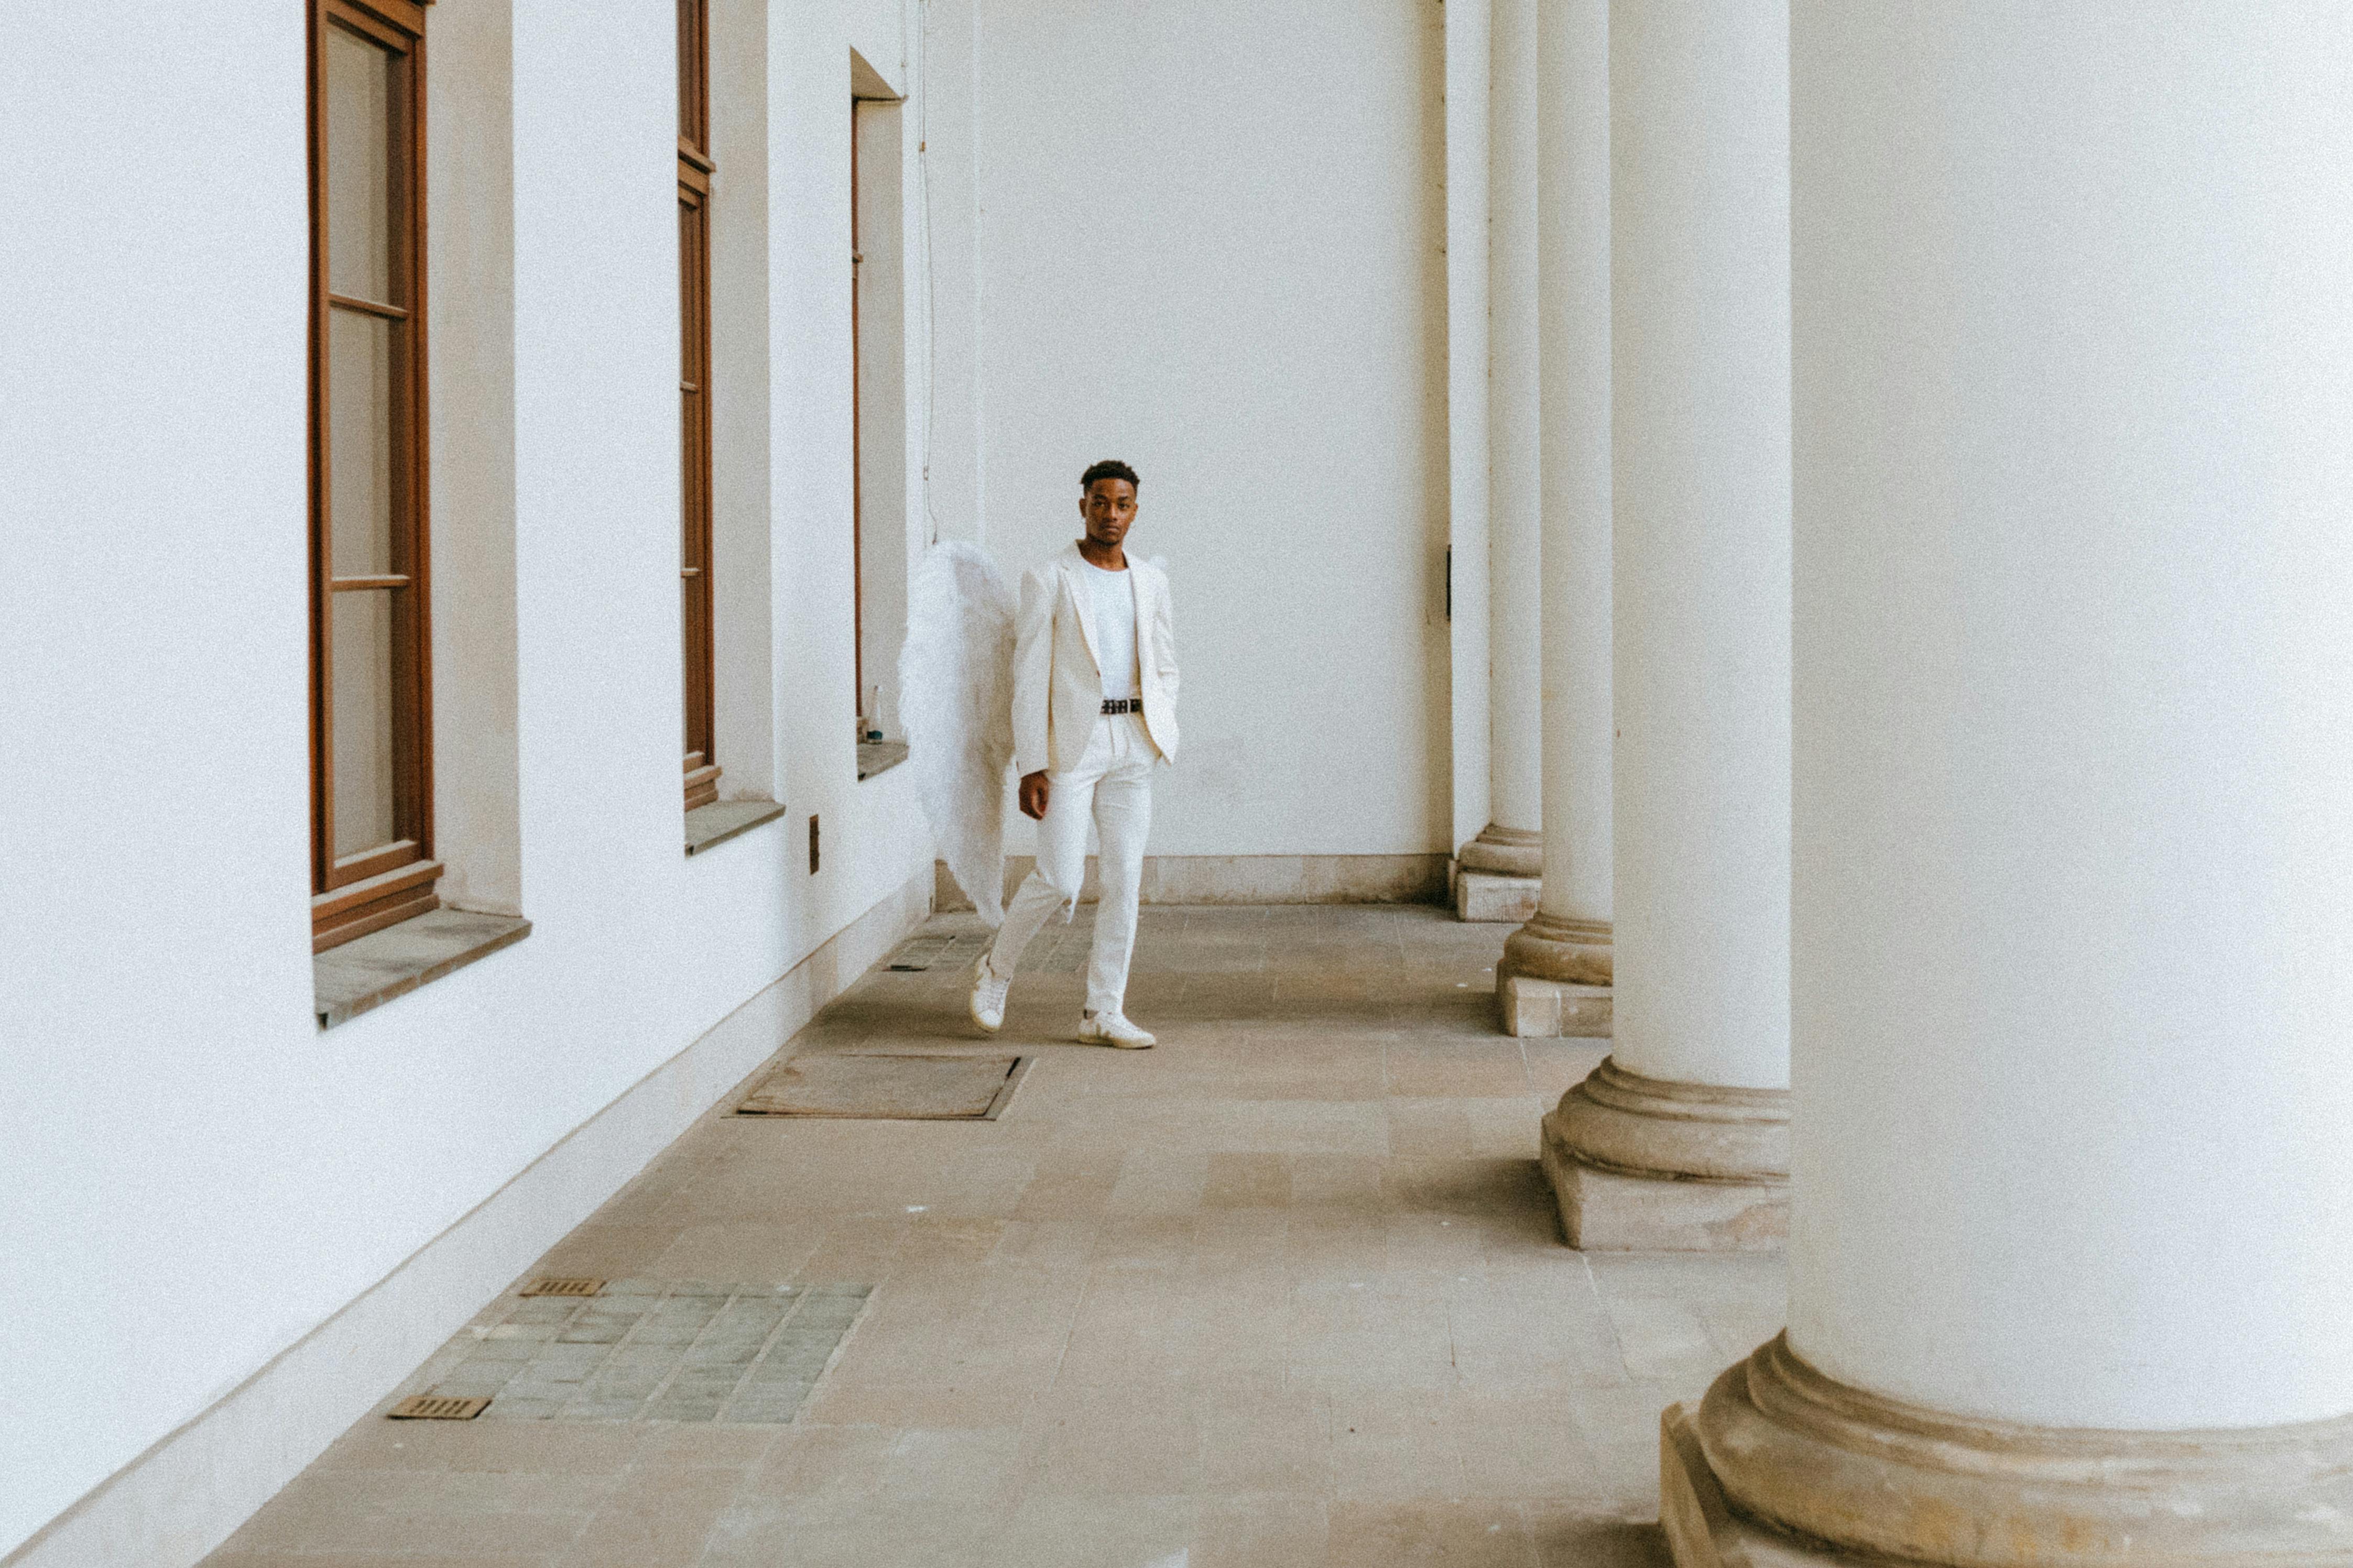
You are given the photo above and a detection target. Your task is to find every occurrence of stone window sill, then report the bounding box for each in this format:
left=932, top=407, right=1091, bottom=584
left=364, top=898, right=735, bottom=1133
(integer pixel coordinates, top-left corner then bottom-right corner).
left=857, top=740, right=909, bottom=781
left=686, top=797, right=787, bottom=856
left=314, top=907, right=531, bottom=1029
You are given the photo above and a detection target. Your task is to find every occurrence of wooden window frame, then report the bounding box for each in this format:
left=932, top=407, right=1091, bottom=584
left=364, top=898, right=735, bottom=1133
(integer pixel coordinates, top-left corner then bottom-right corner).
left=851, top=100, right=865, bottom=732
left=309, top=0, right=439, bottom=952
left=680, top=0, right=720, bottom=810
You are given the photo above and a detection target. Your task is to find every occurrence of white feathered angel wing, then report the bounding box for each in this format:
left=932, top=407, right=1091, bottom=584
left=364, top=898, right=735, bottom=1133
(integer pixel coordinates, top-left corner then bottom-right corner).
left=899, top=541, right=1018, bottom=926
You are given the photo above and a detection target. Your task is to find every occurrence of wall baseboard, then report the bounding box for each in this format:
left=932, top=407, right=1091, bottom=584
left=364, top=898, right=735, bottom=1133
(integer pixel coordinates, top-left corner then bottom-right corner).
left=4, top=869, right=931, bottom=1568
left=934, top=852, right=1450, bottom=913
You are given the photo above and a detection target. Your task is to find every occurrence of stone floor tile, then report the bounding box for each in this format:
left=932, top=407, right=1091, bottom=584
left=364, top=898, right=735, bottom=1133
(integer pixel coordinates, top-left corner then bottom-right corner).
left=866, top=1426, right=1029, bottom=1510
left=525, top=1224, right=684, bottom=1280
left=1386, top=1207, right=1492, bottom=1269
left=1284, top=1211, right=1391, bottom=1282
left=216, top=1472, right=604, bottom=1558
left=1697, top=1296, right=1785, bottom=1364
left=1190, top=1495, right=1332, bottom=1568
left=1521, top=1041, right=1609, bottom=1102
left=1386, top=1156, right=1554, bottom=1219
left=554, top=1466, right=744, bottom=1568
left=1385, top=1098, right=1480, bottom=1159
left=1289, top=1279, right=1459, bottom=1394
left=983, top=1493, right=1199, bottom=1568
left=1023, top=1379, right=1202, bottom=1497
left=703, top=1498, right=1010, bottom=1568
left=204, top=1556, right=554, bottom=1568
left=1202, top=1152, right=1294, bottom=1208
left=790, top=1215, right=918, bottom=1281
left=1601, top=1297, right=1726, bottom=1381
left=984, top=1214, right=1101, bottom=1267
left=1287, top=1152, right=1389, bottom=1211
left=740, top=1421, right=898, bottom=1515
left=311, top=1419, right=648, bottom=1477
left=1325, top=1499, right=1539, bottom=1565
left=628, top=1427, right=780, bottom=1472
left=1582, top=1440, right=1669, bottom=1512
left=1195, top=1387, right=1334, bottom=1495
left=797, top=1372, right=1040, bottom=1429
left=1183, top=1217, right=1297, bottom=1282
left=1445, top=1276, right=1630, bottom=1394
left=1444, top=1394, right=1620, bottom=1501
left=651, top=1221, right=828, bottom=1280
left=1556, top=1380, right=1714, bottom=1458
left=198, top=905, right=1798, bottom=1568
left=1086, top=1212, right=1200, bottom=1270
left=1519, top=1506, right=1674, bottom=1568
left=1580, top=1251, right=1786, bottom=1302
left=1326, top=1387, right=1465, bottom=1501
left=1465, top=1095, right=1548, bottom=1159
left=1104, top=1148, right=1211, bottom=1214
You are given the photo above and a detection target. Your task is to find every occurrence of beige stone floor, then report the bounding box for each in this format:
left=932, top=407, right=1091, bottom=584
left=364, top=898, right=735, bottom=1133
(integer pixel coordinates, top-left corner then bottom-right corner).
left=204, top=904, right=1786, bottom=1568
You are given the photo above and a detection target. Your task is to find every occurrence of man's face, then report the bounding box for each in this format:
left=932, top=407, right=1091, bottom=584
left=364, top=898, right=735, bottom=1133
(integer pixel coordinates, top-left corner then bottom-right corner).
left=1080, top=478, right=1138, bottom=547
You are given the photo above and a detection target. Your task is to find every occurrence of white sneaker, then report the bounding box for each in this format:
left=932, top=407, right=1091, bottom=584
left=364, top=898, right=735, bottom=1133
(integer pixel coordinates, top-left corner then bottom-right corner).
left=969, top=970, right=1010, bottom=1034
left=1077, top=1011, right=1155, bottom=1049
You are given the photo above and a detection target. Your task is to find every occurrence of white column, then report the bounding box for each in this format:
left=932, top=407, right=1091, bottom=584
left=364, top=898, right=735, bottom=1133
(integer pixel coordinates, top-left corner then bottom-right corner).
left=1668, top=8, right=2353, bottom=1563
left=1498, top=0, right=1610, bottom=1036
left=1456, top=0, right=1543, bottom=908
left=1536, top=0, right=1790, bottom=1250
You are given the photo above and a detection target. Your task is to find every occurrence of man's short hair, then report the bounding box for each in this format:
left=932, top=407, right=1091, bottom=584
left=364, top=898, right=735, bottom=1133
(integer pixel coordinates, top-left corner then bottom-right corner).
left=1081, top=459, right=1139, bottom=492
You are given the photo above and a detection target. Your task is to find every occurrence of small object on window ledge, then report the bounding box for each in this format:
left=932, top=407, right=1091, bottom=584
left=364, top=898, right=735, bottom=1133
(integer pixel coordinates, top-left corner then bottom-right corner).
left=857, top=739, right=910, bottom=781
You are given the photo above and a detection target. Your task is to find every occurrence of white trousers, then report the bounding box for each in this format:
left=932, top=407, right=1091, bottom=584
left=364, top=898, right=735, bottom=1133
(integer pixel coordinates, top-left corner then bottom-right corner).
left=985, top=714, right=1155, bottom=1015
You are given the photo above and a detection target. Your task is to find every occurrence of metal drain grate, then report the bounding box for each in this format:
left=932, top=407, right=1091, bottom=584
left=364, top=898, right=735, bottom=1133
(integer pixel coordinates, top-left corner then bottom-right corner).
left=388, top=1395, right=490, bottom=1421
left=520, top=1277, right=605, bottom=1298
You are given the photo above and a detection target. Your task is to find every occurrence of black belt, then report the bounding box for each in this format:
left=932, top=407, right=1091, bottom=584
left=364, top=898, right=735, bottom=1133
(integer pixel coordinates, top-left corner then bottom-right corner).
left=1100, top=698, right=1145, bottom=716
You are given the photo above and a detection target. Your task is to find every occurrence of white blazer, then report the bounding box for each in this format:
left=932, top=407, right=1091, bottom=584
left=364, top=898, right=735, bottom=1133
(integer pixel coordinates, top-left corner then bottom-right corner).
left=1012, top=543, right=1180, bottom=778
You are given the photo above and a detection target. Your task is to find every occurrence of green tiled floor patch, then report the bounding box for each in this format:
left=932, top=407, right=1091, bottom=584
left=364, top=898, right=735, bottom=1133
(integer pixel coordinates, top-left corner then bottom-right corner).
left=422, top=1279, right=871, bottom=1424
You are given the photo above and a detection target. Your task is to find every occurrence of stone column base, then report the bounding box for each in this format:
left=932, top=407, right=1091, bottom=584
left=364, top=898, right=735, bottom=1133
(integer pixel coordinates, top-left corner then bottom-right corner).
left=1500, top=974, right=1611, bottom=1037
left=1502, top=909, right=1613, bottom=984
left=1538, top=1059, right=1789, bottom=1251
left=1671, top=1334, right=2353, bottom=1568
left=1456, top=868, right=1542, bottom=923
left=1662, top=1402, right=1868, bottom=1567
left=1457, top=823, right=1544, bottom=876
left=1540, top=1121, right=1787, bottom=1251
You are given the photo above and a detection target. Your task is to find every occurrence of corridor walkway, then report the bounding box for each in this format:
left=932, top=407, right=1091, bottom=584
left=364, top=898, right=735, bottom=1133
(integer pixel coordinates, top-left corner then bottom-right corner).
left=203, top=905, right=1783, bottom=1567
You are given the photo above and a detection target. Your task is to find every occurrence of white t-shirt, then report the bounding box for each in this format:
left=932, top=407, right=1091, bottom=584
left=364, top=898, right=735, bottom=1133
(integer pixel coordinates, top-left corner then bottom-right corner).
left=1076, top=556, right=1140, bottom=701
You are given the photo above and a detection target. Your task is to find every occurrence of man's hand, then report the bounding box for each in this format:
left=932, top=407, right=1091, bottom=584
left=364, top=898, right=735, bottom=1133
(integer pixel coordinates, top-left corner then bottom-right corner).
left=1019, top=771, right=1052, bottom=821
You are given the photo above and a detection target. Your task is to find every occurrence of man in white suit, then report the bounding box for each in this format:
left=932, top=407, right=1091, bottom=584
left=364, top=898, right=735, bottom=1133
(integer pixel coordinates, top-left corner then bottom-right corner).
left=970, top=459, right=1179, bottom=1047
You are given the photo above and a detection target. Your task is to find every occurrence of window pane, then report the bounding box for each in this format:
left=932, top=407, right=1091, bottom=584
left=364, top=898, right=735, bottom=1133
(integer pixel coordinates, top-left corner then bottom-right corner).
left=329, top=307, right=394, bottom=576
left=331, top=589, right=397, bottom=858
left=326, top=25, right=393, bottom=302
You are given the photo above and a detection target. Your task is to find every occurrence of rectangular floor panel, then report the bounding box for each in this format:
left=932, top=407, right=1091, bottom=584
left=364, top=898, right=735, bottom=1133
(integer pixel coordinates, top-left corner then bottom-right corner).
left=735, top=1053, right=1026, bottom=1119
left=411, top=1280, right=870, bottom=1426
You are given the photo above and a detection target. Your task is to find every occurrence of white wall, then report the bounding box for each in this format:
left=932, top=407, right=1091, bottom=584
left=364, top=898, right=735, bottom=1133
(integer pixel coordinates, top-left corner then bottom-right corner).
left=928, top=0, right=1454, bottom=859
left=0, top=0, right=934, bottom=1556
left=0, top=0, right=1461, bottom=1552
